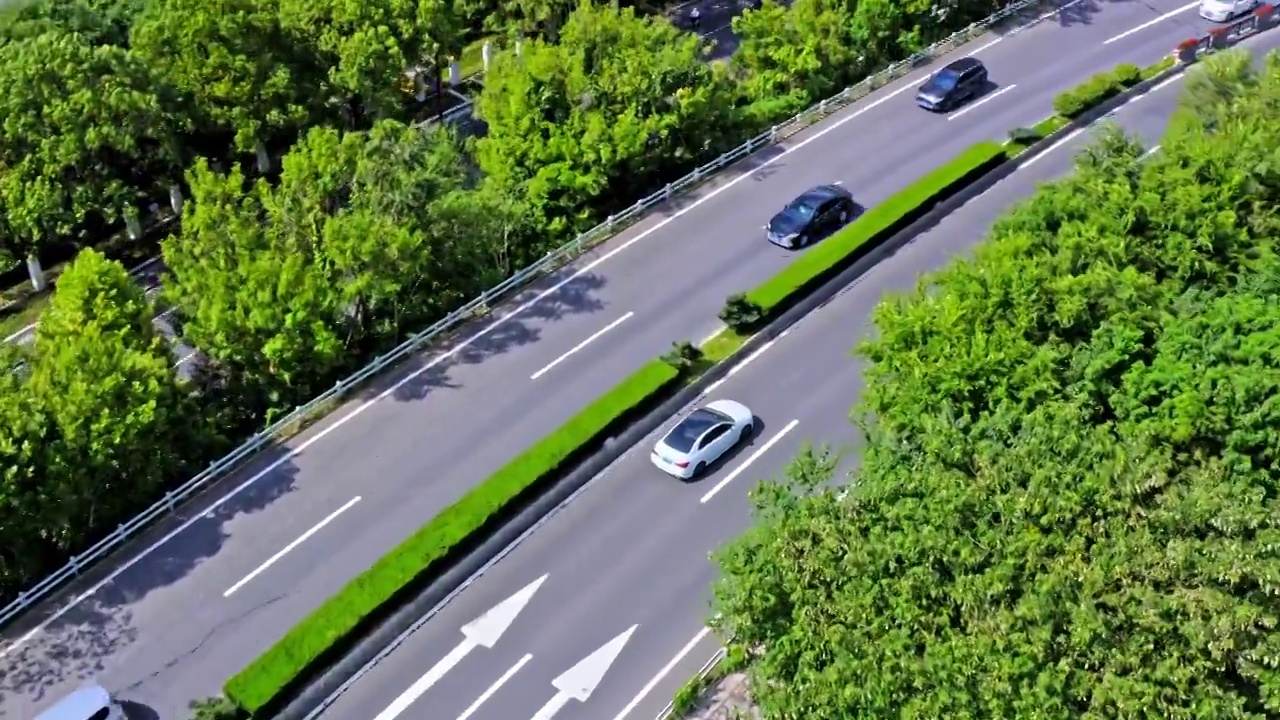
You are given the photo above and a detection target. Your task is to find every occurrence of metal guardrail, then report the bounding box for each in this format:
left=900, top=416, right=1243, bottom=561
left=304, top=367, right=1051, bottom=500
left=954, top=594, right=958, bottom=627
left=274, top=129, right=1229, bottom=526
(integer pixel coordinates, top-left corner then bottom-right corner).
left=0, top=0, right=1049, bottom=630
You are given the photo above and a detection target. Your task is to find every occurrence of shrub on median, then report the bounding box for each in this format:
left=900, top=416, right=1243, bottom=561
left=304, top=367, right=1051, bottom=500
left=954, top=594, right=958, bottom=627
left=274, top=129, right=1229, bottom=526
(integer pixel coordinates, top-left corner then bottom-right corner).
left=718, top=140, right=1006, bottom=333
left=223, top=358, right=682, bottom=715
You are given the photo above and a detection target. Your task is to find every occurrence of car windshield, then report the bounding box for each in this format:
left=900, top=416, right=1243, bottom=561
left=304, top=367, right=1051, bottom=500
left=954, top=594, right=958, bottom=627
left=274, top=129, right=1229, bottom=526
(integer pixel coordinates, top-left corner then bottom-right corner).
left=930, top=69, right=960, bottom=90
left=664, top=407, right=730, bottom=453
left=781, top=198, right=818, bottom=221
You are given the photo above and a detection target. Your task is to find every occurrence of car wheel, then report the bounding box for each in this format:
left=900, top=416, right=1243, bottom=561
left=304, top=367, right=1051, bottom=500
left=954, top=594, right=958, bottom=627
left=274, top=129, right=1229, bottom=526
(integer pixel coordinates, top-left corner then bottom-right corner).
left=838, top=209, right=848, bottom=225
left=692, top=462, right=706, bottom=478
left=796, top=234, right=808, bottom=247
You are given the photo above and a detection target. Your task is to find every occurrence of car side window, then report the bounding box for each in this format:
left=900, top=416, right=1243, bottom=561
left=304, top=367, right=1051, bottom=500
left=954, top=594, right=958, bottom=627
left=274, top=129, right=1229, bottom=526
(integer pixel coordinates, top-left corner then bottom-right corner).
left=698, top=424, right=729, bottom=448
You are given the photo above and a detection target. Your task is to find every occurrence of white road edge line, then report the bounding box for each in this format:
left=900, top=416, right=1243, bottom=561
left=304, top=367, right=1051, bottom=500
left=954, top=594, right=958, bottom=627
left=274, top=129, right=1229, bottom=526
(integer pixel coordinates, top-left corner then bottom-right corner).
left=1102, top=0, right=1198, bottom=45
left=948, top=84, right=1018, bottom=121
left=1019, top=127, right=1085, bottom=169
left=967, top=36, right=1004, bottom=55
left=223, top=496, right=361, bottom=597
left=1150, top=72, right=1186, bottom=95
left=456, top=653, right=533, bottom=720
left=700, top=419, right=800, bottom=504
left=0, top=10, right=1071, bottom=657
left=610, top=627, right=712, bottom=720
left=2, top=323, right=36, bottom=343
left=531, top=312, right=634, bottom=380
left=702, top=337, right=778, bottom=396
left=1143, top=144, right=1162, bottom=157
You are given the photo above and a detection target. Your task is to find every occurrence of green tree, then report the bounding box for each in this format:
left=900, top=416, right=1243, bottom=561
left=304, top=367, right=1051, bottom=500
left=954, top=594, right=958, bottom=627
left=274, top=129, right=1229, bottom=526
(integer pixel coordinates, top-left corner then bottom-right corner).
left=730, top=0, right=857, bottom=122
left=163, top=122, right=504, bottom=411
left=0, top=30, right=187, bottom=284
left=0, top=0, right=144, bottom=47
left=130, top=0, right=315, bottom=158
left=278, top=0, right=454, bottom=126
left=0, top=250, right=198, bottom=599
left=476, top=2, right=738, bottom=237
left=710, top=47, right=1280, bottom=719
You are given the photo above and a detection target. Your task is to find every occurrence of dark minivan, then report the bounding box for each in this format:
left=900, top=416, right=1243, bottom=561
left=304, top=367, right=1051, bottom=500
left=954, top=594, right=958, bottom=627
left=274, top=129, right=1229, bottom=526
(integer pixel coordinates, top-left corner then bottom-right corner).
left=916, top=57, right=988, bottom=112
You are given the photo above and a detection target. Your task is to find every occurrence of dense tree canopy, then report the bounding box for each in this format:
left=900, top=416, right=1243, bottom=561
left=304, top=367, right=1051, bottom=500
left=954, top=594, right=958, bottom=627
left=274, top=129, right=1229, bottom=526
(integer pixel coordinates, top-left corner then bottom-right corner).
left=710, top=49, right=1280, bottom=718
left=0, top=250, right=200, bottom=598
left=475, top=2, right=740, bottom=236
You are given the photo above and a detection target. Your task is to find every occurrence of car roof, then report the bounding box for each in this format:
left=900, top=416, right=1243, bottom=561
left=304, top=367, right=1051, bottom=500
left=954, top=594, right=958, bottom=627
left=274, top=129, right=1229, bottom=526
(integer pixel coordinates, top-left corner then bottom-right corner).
left=943, top=57, right=983, bottom=73
left=795, top=185, right=844, bottom=204
left=36, top=685, right=112, bottom=720
left=663, top=406, right=732, bottom=449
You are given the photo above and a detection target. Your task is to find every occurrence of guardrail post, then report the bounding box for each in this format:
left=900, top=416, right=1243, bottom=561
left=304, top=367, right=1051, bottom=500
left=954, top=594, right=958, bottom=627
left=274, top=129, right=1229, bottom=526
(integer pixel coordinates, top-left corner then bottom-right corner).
left=165, top=490, right=177, bottom=511
left=664, top=183, right=673, bottom=200
left=605, top=214, right=616, bottom=230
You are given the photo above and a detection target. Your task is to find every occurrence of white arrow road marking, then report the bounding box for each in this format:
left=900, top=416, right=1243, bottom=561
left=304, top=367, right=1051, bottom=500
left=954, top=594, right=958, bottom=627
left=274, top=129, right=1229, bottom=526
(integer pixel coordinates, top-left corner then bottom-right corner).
left=371, top=574, right=548, bottom=720
left=528, top=624, right=639, bottom=720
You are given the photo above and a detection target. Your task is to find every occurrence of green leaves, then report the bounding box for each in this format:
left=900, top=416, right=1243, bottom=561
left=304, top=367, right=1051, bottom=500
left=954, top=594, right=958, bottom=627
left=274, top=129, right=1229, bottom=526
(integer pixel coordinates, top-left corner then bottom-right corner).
left=0, top=250, right=198, bottom=600
left=475, top=3, right=739, bottom=238
left=711, top=48, right=1280, bottom=719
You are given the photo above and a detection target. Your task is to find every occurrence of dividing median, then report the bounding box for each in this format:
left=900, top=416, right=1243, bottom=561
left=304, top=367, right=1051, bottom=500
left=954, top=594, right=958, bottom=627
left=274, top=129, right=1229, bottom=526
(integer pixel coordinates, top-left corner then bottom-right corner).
left=218, top=53, right=1187, bottom=719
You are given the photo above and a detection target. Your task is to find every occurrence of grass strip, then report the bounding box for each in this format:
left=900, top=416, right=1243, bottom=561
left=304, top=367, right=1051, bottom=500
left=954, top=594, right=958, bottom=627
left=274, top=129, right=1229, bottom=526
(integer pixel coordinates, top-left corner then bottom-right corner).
left=723, top=140, right=1005, bottom=328
left=224, top=358, right=681, bottom=715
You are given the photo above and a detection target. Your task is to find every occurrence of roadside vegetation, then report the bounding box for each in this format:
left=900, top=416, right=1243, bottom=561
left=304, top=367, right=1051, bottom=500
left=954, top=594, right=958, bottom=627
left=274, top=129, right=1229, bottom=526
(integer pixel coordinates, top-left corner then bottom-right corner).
left=0, top=0, right=1022, bottom=611
left=707, top=48, right=1280, bottom=718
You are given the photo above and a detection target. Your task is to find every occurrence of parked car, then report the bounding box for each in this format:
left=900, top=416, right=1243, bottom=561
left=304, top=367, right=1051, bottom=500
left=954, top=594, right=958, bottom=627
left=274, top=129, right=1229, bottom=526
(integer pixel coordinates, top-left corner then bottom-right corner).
left=765, top=184, right=856, bottom=249
left=1199, top=0, right=1257, bottom=21
left=916, top=56, right=989, bottom=112
left=651, top=400, right=755, bottom=479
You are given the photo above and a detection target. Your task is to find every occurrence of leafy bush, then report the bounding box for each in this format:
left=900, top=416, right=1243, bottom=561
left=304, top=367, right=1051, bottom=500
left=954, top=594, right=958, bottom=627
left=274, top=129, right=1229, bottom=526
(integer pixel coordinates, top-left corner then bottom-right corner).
left=1007, top=126, right=1044, bottom=145
left=661, top=340, right=704, bottom=371
left=719, top=293, right=765, bottom=333
left=223, top=358, right=681, bottom=714
left=744, top=141, right=1006, bottom=319
left=1113, top=62, right=1141, bottom=87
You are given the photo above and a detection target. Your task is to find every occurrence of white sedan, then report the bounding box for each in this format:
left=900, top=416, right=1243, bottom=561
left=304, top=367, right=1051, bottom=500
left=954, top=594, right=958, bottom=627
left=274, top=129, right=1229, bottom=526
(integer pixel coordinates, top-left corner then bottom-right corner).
left=651, top=399, right=755, bottom=480
left=1199, top=0, right=1257, bottom=21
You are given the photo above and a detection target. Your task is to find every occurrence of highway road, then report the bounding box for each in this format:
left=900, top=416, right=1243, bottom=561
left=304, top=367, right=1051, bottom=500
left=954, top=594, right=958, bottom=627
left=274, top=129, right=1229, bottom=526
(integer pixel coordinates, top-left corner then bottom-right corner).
left=0, top=1, right=1244, bottom=717
left=305, top=34, right=1280, bottom=720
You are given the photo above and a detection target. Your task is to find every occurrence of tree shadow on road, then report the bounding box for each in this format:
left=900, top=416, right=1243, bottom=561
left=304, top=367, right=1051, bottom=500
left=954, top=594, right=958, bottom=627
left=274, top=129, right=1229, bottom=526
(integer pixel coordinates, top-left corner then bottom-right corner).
left=0, top=456, right=301, bottom=710
left=385, top=272, right=608, bottom=403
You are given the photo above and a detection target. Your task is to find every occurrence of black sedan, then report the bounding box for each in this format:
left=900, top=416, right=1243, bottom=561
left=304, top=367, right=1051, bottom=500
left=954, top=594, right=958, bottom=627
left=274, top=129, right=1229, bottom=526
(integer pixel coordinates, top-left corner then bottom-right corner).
left=765, top=184, right=856, bottom=249
left=915, top=56, right=988, bottom=112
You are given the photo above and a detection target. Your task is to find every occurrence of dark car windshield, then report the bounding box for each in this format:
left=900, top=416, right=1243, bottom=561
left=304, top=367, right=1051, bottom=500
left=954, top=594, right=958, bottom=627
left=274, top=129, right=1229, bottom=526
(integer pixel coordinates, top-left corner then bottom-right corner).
left=778, top=197, right=819, bottom=222
left=928, top=69, right=960, bottom=91
left=664, top=407, right=730, bottom=452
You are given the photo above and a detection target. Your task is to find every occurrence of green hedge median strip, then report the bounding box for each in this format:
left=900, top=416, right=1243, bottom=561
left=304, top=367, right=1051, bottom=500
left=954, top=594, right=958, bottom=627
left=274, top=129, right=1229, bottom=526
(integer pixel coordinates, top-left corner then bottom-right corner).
left=743, top=140, right=1005, bottom=318
left=224, top=358, right=681, bottom=715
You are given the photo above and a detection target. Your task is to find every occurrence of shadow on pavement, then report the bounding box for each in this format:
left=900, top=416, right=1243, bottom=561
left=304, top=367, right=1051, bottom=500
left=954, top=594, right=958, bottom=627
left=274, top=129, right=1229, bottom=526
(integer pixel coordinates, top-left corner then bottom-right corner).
left=385, top=271, right=609, bottom=403
left=0, top=453, right=302, bottom=710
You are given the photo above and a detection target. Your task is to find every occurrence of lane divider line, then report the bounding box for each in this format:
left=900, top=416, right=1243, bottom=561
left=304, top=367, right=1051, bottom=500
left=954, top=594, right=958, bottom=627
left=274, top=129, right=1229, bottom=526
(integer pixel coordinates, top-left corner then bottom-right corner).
left=456, top=653, right=533, bottom=720
left=948, top=84, right=1019, bottom=121
left=1102, top=0, right=1199, bottom=45
left=610, top=627, right=712, bottom=720
left=700, top=419, right=800, bottom=504
left=531, top=312, right=635, bottom=380
left=223, top=496, right=362, bottom=597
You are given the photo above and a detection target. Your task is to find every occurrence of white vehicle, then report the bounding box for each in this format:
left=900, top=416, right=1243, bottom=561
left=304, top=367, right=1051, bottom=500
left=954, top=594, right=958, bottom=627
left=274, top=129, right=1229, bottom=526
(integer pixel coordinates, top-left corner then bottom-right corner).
left=651, top=399, right=755, bottom=479
left=37, top=684, right=125, bottom=720
left=1199, top=0, right=1257, bottom=21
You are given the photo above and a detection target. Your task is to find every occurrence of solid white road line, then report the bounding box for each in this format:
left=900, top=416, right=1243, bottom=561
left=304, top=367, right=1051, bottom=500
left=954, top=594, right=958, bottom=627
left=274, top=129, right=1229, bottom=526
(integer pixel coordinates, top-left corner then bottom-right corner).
left=609, top=627, right=712, bottom=720
left=948, top=84, right=1018, bottom=121
left=456, top=654, right=533, bottom=720
left=1102, top=1, right=1199, bottom=45
left=2, top=323, right=36, bottom=343
left=1019, top=127, right=1085, bottom=169
left=1143, top=144, right=1163, bottom=157
left=702, top=338, right=777, bottom=396
left=1150, top=72, right=1186, bottom=94
left=0, top=10, right=1074, bottom=657
left=530, top=312, right=634, bottom=380
left=700, top=419, right=800, bottom=504
left=223, top=496, right=361, bottom=597
left=967, top=36, right=1004, bottom=56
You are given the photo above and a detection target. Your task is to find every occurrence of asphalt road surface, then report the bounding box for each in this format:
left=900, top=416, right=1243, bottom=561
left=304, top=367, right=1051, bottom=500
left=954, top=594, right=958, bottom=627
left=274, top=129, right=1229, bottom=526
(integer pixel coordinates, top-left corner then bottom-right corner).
left=0, top=1, right=1254, bottom=717
left=307, top=32, right=1280, bottom=720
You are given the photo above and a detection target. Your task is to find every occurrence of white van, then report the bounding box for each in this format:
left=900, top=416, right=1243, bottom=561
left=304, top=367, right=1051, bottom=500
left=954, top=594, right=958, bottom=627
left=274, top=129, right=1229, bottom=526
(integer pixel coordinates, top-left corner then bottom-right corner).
left=35, top=684, right=125, bottom=720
